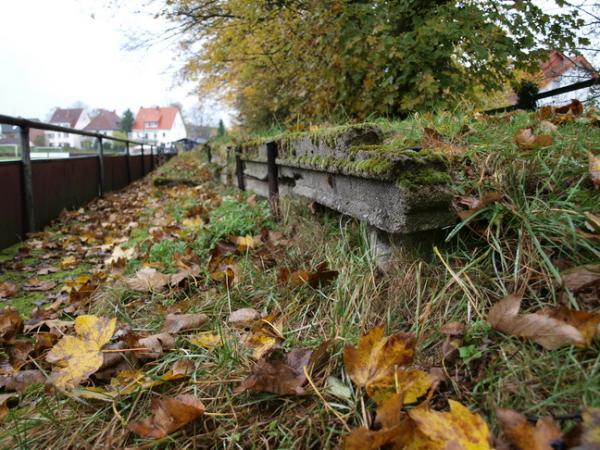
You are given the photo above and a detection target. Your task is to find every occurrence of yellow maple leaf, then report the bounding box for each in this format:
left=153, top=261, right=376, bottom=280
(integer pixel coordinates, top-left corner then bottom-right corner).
left=343, top=326, right=416, bottom=388
left=189, top=332, right=222, bottom=349
left=406, top=400, right=492, bottom=449
left=46, top=315, right=116, bottom=389
left=367, top=368, right=434, bottom=404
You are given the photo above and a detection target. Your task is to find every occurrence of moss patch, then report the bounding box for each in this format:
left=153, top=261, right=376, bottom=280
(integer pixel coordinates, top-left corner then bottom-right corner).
left=396, top=166, right=452, bottom=190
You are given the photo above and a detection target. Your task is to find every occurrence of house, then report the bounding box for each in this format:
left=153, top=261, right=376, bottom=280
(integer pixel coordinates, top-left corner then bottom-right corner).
left=45, top=108, right=91, bottom=148
left=130, top=106, right=187, bottom=145
left=0, top=120, right=45, bottom=146
left=84, top=109, right=122, bottom=137
left=536, top=51, right=598, bottom=106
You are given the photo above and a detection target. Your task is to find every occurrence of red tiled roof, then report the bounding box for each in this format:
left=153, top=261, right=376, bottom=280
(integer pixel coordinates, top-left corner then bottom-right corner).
left=132, top=106, right=179, bottom=130
left=539, top=50, right=595, bottom=87
left=84, top=109, right=121, bottom=131
left=49, top=108, right=84, bottom=128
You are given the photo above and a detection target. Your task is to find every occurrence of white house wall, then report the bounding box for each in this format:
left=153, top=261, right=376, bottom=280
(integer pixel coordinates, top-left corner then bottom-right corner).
left=538, top=66, right=598, bottom=106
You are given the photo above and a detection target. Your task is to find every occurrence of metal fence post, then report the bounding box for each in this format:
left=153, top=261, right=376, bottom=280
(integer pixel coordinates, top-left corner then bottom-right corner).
left=266, top=141, right=280, bottom=219
left=126, top=142, right=132, bottom=183
left=235, top=146, right=245, bottom=191
left=150, top=145, right=154, bottom=171
left=141, top=144, right=145, bottom=175
left=19, top=126, right=35, bottom=233
left=97, top=137, right=105, bottom=196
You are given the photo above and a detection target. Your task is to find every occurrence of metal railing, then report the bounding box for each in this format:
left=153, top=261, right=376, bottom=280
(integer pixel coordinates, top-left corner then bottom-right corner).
left=484, top=77, right=600, bottom=115
left=0, top=113, right=161, bottom=235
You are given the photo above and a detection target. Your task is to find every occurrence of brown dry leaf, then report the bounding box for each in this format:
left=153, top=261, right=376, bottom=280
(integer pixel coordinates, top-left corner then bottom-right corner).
left=408, top=400, right=492, bottom=449
left=590, top=153, right=600, bottom=188
left=126, top=267, right=171, bottom=292
left=189, top=332, right=222, bottom=349
left=104, top=245, right=136, bottom=267
left=574, top=408, right=600, bottom=449
left=242, top=315, right=285, bottom=360
left=45, top=315, right=116, bottom=388
left=23, top=278, right=57, bottom=292
left=514, top=128, right=553, bottom=150
left=0, top=370, right=45, bottom=393
left=237, top=348, right=314, bottom=395
left=0, top=308, right=23, bottom=342
left=440, top=321, right=465, bottom=336
left=7, top=340, right=34, bottom=370
left=137, top=332, right=176, bottom=359
left=228, top=308, right=260, bottom=325
left=128, top=394, right=205, bottom=439
left=169, top=264, right=201, bottom=286
left=60, top=255, right=77, bottom=269
left=546, top=306, right=600, bottom=346
left=161, top=359, right=196, bottom=381
left=366, top=367, right=435, bottom=404
left=108, top=369, right=159, bottom=395
left=0, top=282, right=18, bottom=299
left=278, top=262, right=339, bottom=288
left=496, top=408, right=563, bottom=450
left=374, top=391, right=405, bottom=429
left=421, top=127, right=465, bottom=157
left=343, top=326, right=415, bottom=388
left=344, top=424, right=411, bottom=450
left=230, top=235, right=261, bottom=252
left=455, top=192, right=504, bottom=220
left=36, top=266, right=59, bottom=276
left=488, top=295, right=584, bottom=349
left=0, top=393, right=18, bottom=422
left=561, top=264, right=600, bottom=292
left=160, top=313, right=208, bottom=334
left=537, top=100, right=584, bottom=125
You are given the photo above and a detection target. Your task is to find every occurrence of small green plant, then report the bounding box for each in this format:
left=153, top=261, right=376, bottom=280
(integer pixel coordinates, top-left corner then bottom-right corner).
left=148, top=240, right=188, bottom=272
left=195, top=195, right=273, bottom=252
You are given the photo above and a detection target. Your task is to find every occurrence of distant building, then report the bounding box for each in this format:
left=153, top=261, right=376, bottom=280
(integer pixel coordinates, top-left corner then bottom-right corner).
left=536, top=51, right=598, bottom=106
left=84, top=109, right=122, bottom=137
left=0, top=120, right=45, bottom=146
left=45, top=108, right=90, bottom=148
left=130, top=106, right=187, bottom=145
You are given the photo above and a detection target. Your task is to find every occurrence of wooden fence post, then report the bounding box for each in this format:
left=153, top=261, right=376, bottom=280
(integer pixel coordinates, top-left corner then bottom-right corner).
left=126, top=142, right=132, bottom=183
left=235, top=146, right=245, bottom=191
left=150, top=145, right=154, bottom=170
left=97, top=137, right=105, bottom=196
left=206, top=144, right=212, bottom=163
left=266, top=141, right=280, bottom=219
left=19, top=126, right=35, bottom=233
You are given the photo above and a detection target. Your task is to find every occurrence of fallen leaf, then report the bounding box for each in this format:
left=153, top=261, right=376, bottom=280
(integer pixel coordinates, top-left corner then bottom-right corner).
left=561, top=264, right=600, bottom=292
left=546, top=305, right=600, bottom=346
left=366, top=367, right=435, bottom=404
left=161, top=359, right=196, bottom=381
left=243, top=315, right=284, bottom=360
left=440, top=321, right=465, bottom=336
left=574, top=408, right=600, bottom=448
left=230, top=235, right=260, bottom=252
left=169, top=264, right=200, bottom=286
left=421, top=127, right=465, bottom=157
left=344, top=424, right=411, bottom=450
left=228, top=308, right=260, bottom=325
left=0, top=308, right=23, bottom=342
left=126, top=267, right=171, bottom=292
left=189, top=332, right=222, bottom=349
left=0, top=282, right=18, bottom=299
left=514, top=128, right=553, bottom=150
left=343, top=326, right=416, bottom=388
left=589, top=153, right=600, bottom=188
left=408, top=400, right=492, bottom=449
left=455, top=192, right=503, bottom=220
left=128, top=394, right=205, bottom=439
left=538, top=120, right=558, bottom=133
left=237, top=348, right=313, bottom=395
left=0, top=393, right=18, bottom=422
left=23, top=278, right=57, bottom=292
left=496, top=408, right=563, bottom=450
left=104, top=245, right=136, bottom=267
left=278, top=262, right=338, bottom=288
left=137, top=332, right=176, bottom=359
left=60, top=256, right=77, bottom=269
left=488, top=295, right=584, bottom=349
left=160, top=313, right=208, bottom=334
left=46, top=315, right=116, bottom=388
left=0, top=370, right=45, bottom=392
left=36, top=266, right=59, bottom=275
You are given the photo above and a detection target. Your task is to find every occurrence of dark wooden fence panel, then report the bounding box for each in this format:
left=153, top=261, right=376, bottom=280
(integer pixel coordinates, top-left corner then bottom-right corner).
left=105, top=155, right=129, bottom=192
left=0, top=162, right=24, bottom=249
left=143, top=154, right=152, bottom=173
left=31, top=157, right=99, bottom=230
left=130, top=155, right=144, bottom=181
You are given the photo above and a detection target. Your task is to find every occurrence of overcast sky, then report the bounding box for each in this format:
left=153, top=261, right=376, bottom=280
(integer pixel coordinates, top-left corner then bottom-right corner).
left=0, top=0, right=230, bottom=125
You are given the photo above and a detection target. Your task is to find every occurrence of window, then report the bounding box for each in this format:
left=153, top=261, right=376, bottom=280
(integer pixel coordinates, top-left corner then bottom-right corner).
left=163, top=132, right=166, bottom=137
left=153, top=132, right=157, bottom=139
left=144, top=121, right=158, bottom=128
left=64, top=133, right=68, bottom=138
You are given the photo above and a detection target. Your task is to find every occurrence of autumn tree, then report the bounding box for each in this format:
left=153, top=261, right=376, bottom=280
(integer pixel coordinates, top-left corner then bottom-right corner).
left=159, top=0, right=588, bottom=129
